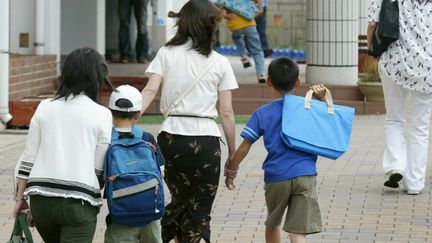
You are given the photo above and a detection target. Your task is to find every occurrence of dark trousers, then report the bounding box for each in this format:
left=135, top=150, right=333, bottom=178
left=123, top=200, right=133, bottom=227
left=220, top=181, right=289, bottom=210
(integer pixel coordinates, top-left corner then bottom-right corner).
left=157, top=132, right=221, bottom=243
left=30, top=195, right=98, bottom=243
left=255, top=7, right=269, bottom=51
left=118, top=0, right=149, bottom=59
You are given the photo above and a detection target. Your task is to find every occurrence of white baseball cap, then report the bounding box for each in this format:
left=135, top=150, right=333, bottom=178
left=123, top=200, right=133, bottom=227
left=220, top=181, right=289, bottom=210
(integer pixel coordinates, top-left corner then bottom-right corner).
left=108, top=85, right=142, bottom=112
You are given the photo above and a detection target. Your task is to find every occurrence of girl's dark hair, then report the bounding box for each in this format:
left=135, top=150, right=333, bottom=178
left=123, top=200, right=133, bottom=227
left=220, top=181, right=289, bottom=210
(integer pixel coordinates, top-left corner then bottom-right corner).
left=165, top=0, right=222, bottom=56
left=268, top=58, right=299, bottom=92
left=56, top=47, right=114, bottom=102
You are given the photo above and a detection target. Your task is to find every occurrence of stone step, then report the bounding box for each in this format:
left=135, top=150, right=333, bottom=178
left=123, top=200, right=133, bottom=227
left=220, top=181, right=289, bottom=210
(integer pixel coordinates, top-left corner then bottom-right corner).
left=8, top=77, right=385, bottom=127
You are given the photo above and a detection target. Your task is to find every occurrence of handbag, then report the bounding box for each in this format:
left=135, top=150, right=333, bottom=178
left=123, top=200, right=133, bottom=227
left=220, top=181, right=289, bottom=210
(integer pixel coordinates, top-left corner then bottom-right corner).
left=216, top=0, right=258, bottom=21
left=8, top=213, right=34, bottom=243
left=368, top=0, right=399, bottom=58
left=281, top=88, right=355, bottom=160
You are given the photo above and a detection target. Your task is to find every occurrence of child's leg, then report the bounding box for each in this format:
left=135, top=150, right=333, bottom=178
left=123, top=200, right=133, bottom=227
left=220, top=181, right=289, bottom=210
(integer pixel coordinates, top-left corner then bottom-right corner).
left=289, top=233, right=306, bottom=243
left=243, top=26, right=265, bottom=76
left=138, top=220, right=162, bottom=243
left=231, top=30, right=252, bottom=68
left=264, top=181, right=292, bottom=243
left=231, top=30, right=248, bottom=56
left=265, top=225, right=281, bottom=243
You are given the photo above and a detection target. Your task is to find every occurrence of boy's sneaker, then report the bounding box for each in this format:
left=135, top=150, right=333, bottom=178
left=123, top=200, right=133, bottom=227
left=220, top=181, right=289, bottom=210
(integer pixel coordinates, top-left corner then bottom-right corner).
left=258, top=74, right=266, bottom=83
left=384, top=169, right=403, bottom=188
left=241, top=56, right=251, bottom=68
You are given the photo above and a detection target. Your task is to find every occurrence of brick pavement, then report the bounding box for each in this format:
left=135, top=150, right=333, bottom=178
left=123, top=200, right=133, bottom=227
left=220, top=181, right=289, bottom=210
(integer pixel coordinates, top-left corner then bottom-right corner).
left=1, top=116, right=432, bottom=242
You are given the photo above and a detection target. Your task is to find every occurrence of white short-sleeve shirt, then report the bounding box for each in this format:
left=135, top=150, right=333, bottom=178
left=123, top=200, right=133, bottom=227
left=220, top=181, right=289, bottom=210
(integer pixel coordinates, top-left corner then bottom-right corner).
left=146, top=41, right=238, bottom=137
left=368, top=0, right=432, bottom=94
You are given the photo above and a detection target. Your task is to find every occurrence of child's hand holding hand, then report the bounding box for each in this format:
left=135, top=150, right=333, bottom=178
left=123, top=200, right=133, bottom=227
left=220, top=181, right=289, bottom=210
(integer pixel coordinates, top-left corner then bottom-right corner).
left=224, top=158, right=238, bottom=190
left=311, top=84, right=327, bottom=101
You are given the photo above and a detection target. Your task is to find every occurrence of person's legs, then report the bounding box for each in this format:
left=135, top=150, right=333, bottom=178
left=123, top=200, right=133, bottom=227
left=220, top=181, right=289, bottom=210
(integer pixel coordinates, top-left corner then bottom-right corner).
left=380, top=66, right=407, bottom=187
left=59, top=199, right=98, bottom=243
left=243, top=26, right=265, bottom=81
left=139, top=220, right=162, bottom=243
left=289, top=233, right=306, bottom=243
left=255, top=7, right=271, bottom=56
left=264, top=180, right=291, bottom=243
left=105, top=221, right=140, bottom=243
left=231, top=29, right=251, bottom=68
left=30, top=196, right=98, bottom=243
left=30, top=195, right=61, bottom=243
left=133, top=0, right=150, bottom=62
left=158, top=133, right=221, bottom=243
left=284, top=176, right=321, bottom=234
left=118, top=0, right=132, bottom=62
left=404, top=90, right=432, bottom=193
left=265, top=226, right=281, bottom=243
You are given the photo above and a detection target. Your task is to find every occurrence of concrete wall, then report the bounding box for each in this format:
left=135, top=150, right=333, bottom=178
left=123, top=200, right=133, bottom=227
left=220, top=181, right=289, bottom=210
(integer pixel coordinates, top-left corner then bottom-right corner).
left=10, top=0, right=36, bottom=55
left=10, top=0, right=60, bottom=57
left=61, top=0, right=105, bottom=57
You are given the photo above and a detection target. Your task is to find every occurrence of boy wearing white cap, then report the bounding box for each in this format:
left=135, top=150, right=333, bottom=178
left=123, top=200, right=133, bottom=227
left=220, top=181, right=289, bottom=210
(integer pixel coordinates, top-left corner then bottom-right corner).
left=105, top=85, right=164, bottom=243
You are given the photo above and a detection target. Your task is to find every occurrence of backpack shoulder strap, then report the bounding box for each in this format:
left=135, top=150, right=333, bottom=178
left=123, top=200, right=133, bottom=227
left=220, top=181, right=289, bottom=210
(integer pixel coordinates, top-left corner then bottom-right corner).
left=131, top=126, right=144, bottom=140
left=111, top=128, right=119, bottom=142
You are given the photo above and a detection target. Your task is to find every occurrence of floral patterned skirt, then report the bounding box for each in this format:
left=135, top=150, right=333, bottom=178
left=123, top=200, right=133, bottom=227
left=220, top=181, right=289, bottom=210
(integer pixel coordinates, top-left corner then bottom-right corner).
left=157, top=132, right=221, bottom=243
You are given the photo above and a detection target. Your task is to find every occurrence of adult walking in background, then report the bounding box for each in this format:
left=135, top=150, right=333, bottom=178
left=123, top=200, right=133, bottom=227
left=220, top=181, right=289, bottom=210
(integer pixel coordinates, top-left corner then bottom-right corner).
left=13, top=48, right=114, bottom=243
left=118, top=0, right=150, bottom=63
left=368, top=0, right=432, bottom=195
left=141, top=0, right=238, bottom=242
left=255, top=0, right=272, bottom=57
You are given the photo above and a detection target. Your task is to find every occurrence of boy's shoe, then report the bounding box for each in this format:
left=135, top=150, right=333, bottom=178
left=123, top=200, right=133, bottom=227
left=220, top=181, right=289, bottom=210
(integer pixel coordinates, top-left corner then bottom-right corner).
left=405, top=189, right=420, bottom=195
left=384, top=169, right=403, bottom=188
left=241, top=56, right=252, bottom=68
left=258, top=74, right=266, bottom=83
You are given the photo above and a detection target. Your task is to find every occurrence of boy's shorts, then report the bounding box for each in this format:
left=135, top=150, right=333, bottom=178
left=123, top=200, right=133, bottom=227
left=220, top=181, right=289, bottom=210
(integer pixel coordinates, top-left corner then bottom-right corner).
left=264, top=175, right=322, bottom=234
left=104, top=219, right=162, bottom=243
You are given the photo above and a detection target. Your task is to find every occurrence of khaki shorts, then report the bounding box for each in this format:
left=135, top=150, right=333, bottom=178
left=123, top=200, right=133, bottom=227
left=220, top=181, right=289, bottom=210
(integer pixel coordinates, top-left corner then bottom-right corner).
left=104, top=220, right=162, bottom=243
left=264, top=175, right=322, bottom=234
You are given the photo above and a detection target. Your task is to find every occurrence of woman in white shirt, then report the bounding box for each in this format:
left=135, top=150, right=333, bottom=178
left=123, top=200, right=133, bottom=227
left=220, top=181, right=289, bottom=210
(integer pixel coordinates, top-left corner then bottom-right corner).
left=368, top=0, right=432, bottom=195
left=13, top=48, right=113, bottom=243
left=141, top=0, right=238, bottom=242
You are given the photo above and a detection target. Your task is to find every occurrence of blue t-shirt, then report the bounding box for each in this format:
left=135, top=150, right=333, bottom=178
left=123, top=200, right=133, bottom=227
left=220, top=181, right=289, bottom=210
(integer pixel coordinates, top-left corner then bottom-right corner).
left=241, top=99, right=317, bottom=183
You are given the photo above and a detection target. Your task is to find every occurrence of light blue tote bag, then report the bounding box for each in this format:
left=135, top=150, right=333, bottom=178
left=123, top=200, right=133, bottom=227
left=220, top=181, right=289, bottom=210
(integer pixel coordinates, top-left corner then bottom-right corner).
left=281, top=88, right=355, bottom=160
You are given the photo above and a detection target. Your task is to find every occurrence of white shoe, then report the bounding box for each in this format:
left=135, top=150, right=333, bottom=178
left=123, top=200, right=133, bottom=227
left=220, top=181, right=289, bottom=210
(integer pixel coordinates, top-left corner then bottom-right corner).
left=405, top=189, right=420, bottom=195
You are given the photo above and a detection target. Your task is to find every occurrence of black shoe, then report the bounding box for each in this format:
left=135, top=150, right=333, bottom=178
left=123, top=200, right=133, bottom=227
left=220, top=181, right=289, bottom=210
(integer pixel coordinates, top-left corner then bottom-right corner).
left=264, top=49, right=273, bottom=58
left=384, top=171, right=403, bottom=188
left=137, top=57, right=147, bottom=64
left=258, top=74, right=266, bottom=83
left=241, top=56, right=252, bottom=68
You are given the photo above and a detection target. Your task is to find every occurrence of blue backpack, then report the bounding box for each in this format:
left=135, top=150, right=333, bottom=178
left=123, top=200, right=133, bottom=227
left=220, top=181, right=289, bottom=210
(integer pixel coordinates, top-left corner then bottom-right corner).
left=104, top=127, right=164, bottom=226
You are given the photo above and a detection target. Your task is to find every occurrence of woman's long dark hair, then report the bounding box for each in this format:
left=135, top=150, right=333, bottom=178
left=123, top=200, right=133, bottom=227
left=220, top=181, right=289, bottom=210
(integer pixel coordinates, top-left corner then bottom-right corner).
left=165, top=0, right=222, bottom=56
left=56, top=47, right=114, bottom=102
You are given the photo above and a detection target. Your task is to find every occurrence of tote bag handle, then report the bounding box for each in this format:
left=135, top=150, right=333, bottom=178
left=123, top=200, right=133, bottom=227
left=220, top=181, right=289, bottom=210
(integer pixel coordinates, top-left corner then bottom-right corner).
left=304, top=87, right=334, bottom=114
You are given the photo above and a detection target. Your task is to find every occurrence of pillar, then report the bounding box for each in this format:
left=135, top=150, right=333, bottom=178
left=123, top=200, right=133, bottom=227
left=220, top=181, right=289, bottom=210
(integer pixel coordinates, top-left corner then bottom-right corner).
left=359, top=0, right=369, bottom=35
left=0, top=0, right=13, bottom=126
left=306, top=0, right=359, bottom=85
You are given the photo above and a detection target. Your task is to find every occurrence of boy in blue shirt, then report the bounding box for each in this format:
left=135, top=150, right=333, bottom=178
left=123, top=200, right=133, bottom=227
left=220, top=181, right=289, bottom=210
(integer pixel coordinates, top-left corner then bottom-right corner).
left=224, top=58, right=326, bottom=243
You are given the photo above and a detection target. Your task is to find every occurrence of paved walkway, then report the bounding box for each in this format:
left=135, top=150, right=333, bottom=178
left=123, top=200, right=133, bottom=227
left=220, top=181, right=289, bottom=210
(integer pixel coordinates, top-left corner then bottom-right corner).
left=2, top=116, right=432, bottom=242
